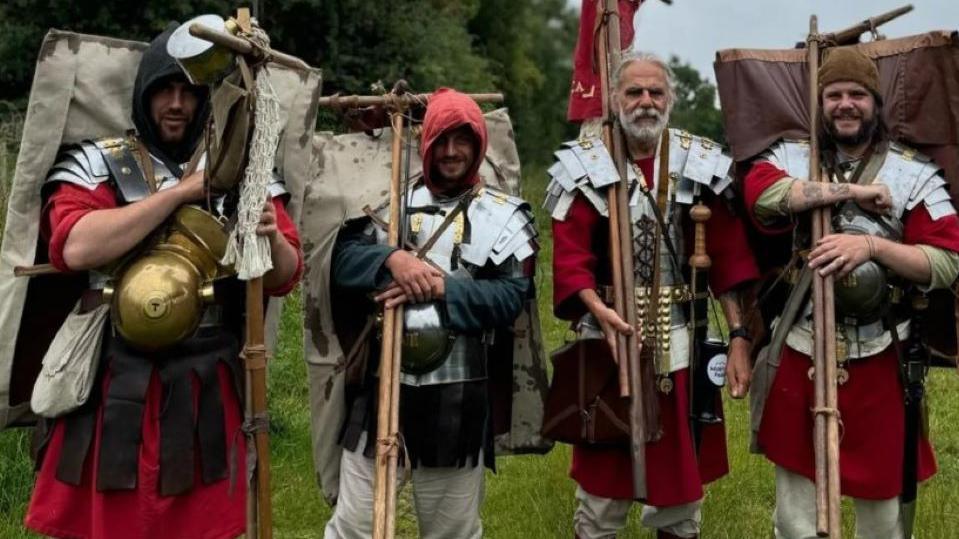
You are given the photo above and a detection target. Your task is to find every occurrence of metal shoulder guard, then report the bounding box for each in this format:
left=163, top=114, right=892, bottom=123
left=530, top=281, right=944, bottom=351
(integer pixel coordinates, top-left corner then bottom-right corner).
left=461, top=187, right=538, bottom=268
left=45, top=141, right=112, bottom=189
left=543, top=129, right=734, bottom=221
left=761, top=139, right=811, bottom=180
left=45, top=136, right=150, bottom=203
left=543, top=136, right=631, bottom=220
left=665, top=128, right=735, bottom=204
left=880, top=143, right=954, bottom=221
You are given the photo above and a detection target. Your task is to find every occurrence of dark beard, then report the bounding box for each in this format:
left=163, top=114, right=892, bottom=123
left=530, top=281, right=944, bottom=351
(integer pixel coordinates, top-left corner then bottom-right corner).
left=825, top=113, right=878, bottom=147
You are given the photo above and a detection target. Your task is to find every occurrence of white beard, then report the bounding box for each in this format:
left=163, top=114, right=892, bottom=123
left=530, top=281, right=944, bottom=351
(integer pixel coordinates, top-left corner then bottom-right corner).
left=619, top=106, right=668, bottom=148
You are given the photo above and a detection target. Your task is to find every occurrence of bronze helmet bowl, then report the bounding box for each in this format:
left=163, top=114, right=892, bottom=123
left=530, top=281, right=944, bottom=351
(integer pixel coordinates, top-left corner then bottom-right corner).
left=106, top=205, right=233, bottom=351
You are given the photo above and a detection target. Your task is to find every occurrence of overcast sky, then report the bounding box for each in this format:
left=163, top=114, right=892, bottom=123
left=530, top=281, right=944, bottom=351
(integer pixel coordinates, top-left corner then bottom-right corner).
left=568, top=1, right=958, bottom=83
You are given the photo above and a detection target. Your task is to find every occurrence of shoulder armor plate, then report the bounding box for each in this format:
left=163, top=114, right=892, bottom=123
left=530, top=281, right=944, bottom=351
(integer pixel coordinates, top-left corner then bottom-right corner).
left=544, top=137, right=637, bottom=220
left=45, top=141, right=112, bottom=190
left=94, top=136, right=150, bottom=203
left=666, top=128, right=734, bottom=203
left=461, top=187, right=537, bottom=267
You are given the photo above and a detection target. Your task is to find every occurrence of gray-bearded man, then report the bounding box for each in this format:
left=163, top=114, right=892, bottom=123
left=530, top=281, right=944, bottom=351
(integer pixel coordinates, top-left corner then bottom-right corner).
left=546, top=52, right=759, bottom=539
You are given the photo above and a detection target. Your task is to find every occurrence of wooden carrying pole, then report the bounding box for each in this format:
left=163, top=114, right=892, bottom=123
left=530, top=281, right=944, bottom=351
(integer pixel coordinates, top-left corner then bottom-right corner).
left=807, top=16, right=841, bottom=538
left=371, top=109, right=406, bottom=539
left=597, top=0, right=647, bottom=499
left=318, top=93, right=503, bottom=109
left=244, top=277, right=272, bottom=539
left=188, top=23, right=311, bottom=72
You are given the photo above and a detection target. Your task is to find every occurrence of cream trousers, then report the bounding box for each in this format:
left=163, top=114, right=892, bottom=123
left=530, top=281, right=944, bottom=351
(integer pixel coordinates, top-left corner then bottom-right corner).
left=324, top=432, right=485, bottom=539
left=573, top=486, right=702, bottom=538
left=774, top=466, right=905, bottom=539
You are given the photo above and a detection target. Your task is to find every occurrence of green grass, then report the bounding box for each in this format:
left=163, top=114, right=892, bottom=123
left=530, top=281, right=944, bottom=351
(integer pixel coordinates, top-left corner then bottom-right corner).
left=2, top=157, right=959, bottom=537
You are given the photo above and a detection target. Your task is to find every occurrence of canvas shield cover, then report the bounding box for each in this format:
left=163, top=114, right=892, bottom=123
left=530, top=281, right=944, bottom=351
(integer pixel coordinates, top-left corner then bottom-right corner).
left=0, top=29, right=321, bottom=428
left=302, top=109, right=552, bottom=503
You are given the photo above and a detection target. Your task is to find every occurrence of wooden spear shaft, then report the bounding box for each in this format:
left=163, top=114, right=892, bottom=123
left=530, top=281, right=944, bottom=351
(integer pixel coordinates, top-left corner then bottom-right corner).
left=596, top=0, right=630, bottom=399
left=244, top=277, right=273, bottom=539
left=317, top=93, right=503, bottom=108
left=807, top=15, right=841, bottom=537
left=599, top=0, right=647, bottom=499
left=372, top=109, right=406, bottom=539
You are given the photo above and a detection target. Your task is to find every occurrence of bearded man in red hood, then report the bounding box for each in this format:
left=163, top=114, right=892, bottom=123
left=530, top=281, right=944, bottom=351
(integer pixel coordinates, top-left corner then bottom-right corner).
left=324, top=88, right=538, bottom=538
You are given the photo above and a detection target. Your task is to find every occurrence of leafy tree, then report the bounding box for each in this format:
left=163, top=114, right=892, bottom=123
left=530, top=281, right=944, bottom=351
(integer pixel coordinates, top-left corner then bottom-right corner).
left=0, top=0, right=579, bottom=167
left=668, top=56, right=725, bottom=143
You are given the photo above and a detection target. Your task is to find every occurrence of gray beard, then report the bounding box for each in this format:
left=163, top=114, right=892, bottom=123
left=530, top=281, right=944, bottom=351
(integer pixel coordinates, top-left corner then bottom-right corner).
left=619, top=108, right=668, bottom=149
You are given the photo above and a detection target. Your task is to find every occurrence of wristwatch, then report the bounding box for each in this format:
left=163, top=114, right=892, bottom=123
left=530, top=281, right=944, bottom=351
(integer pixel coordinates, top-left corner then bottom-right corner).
left=729, top=326, right=752, bottom=342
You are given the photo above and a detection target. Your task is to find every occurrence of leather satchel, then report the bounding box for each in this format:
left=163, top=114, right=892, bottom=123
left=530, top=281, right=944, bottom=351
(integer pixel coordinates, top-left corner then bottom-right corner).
left=541, top=338, right=630, bottom=446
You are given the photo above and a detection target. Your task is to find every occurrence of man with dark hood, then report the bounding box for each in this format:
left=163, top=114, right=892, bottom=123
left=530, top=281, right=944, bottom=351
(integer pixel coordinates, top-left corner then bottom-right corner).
left=24, top=24, right=303, bottom=539
left=743, top=47, right=959, bottom=537
left=323, top=88, right=537, bottom=538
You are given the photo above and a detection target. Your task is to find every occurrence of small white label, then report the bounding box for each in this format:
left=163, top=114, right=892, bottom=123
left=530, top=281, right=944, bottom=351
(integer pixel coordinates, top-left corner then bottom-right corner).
left=707, top=354, right=727, bottom=387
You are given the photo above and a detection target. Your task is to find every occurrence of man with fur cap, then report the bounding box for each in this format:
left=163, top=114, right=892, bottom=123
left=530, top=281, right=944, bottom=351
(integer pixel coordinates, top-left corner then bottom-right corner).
left=24, top=24, right=303, bottom=539
left=324, top=88, right=537, bottom=538
left=546, top=51, right=759, bottom=538
left=743, top=47, right=959, bottom=537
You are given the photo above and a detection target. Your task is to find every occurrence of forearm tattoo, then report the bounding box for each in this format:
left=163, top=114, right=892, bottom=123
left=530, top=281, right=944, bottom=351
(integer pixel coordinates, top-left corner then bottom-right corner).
left=828, top=182, right=850, bottom=196
left=790, top=180, right=849, bottom=212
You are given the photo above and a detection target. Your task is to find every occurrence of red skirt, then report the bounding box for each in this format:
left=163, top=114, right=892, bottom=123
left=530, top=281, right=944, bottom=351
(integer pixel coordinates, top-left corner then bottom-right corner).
left=570, top=368, right=729, bottom=506
left=758, top=346, right=936, bottom=500
left=24, top=364, right=246, bottom=539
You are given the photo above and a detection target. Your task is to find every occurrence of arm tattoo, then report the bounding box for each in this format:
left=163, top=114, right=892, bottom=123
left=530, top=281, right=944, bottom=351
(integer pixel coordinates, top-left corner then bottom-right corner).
left=791, top=181, right=825, bottom=212
left=828, top=182, right=850, bottom=196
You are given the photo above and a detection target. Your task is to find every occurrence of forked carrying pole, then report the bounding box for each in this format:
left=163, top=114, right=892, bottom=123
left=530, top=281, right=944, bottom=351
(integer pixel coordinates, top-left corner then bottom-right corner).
left=807, top=15, right=841, bottom=538
left=597, top=0, right=647, bottom=499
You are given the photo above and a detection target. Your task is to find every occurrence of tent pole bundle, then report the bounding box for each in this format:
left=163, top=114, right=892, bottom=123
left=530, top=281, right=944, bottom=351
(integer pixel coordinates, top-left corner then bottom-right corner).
left=317, top=88, right=503, bottom=539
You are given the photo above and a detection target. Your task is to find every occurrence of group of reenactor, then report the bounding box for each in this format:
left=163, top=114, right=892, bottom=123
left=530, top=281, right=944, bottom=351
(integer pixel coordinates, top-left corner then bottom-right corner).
left=7, top=10, right=959, bottom=539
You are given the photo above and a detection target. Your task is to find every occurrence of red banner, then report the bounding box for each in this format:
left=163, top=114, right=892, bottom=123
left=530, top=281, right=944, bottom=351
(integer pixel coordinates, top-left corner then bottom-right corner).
left=567, top=0, right=642, bottom=122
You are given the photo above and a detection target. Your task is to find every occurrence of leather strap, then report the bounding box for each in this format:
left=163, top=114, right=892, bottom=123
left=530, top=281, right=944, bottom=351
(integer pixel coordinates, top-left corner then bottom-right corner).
left=96, top=339, right=153, bottom=491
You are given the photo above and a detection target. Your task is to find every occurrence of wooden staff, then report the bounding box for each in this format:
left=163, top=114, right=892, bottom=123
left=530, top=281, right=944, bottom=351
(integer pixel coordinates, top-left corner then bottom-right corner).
left=597, top=0, right=647, bottom=499
left=318, top=93, right=503, bottom=109
left=807, top=16, right=841, bottom=537
left=188, top=22, right=311, bottom=72
left=371, top=108, right=406, bottom=539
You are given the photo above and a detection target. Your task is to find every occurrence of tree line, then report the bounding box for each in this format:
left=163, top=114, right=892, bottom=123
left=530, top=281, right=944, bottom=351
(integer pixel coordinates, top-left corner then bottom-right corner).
left=0, top=0, right=723, bottom=167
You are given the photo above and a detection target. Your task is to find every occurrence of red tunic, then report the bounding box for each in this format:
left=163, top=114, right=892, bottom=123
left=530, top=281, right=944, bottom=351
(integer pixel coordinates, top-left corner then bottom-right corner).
left=552, top=156, right=759, bottom=504
left=25, top=182, right=302, bottom=539
left=745, top=160, right=959, bottom=499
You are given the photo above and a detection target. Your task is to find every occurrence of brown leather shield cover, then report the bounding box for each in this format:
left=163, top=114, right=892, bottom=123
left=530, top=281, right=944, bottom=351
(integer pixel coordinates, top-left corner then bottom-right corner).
left=715, top=31, right=959, bottom=187
left=541, top=338, right=630, bottom=446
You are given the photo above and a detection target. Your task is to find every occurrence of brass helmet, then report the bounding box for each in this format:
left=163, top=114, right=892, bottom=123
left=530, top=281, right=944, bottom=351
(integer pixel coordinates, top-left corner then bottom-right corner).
left=105, top=205, right=233, bottom=350
left=400, top=302, right=455, bottom=375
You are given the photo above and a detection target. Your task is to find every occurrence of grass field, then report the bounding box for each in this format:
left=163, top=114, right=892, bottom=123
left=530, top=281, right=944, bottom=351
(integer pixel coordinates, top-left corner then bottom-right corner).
left=1, top=126, right=959, bottom=538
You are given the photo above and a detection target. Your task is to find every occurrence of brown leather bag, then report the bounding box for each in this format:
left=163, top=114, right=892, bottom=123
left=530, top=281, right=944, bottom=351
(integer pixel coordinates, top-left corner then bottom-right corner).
left=541, top=338, right=630, bottom=446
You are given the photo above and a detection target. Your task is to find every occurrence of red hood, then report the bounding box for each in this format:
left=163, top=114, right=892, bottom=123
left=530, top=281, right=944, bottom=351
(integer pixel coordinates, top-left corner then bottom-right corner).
left=420, top=88, right=488, bottom=194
